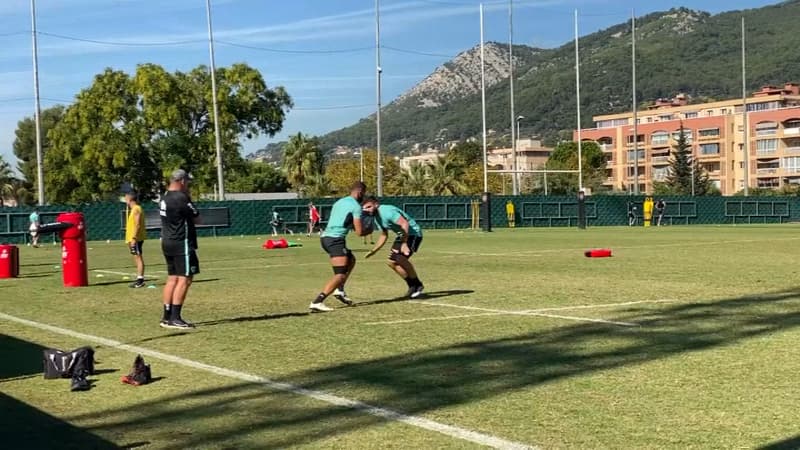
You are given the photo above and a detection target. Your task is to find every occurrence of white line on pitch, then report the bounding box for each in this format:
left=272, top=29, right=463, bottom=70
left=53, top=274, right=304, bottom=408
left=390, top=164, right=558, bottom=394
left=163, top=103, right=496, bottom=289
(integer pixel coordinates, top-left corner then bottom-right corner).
left=364, top=312, right=509, bottom=326
left=412, top=301, right=638, bottom=327
left=92, top=269, right=159, bottom=279
left=528, top=299, right=678, bottom=313
left=0, top=312, right=534, bottom=450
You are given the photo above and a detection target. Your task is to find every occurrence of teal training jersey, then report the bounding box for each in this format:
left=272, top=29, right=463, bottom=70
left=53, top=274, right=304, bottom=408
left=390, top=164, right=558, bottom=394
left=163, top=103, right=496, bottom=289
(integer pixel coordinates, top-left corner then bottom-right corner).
left=375, top=204, right=422, bottom=237
left=322, top=196, right=362, bottom=238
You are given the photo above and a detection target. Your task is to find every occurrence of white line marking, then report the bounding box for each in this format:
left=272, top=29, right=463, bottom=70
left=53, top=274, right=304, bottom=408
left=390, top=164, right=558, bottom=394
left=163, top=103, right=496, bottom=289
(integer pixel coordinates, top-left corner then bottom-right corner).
left=364, top=312, right=508, bottom=326
left=92, top=269, right=159, bottom=279
left=528, top=299, right=678, bottom=312
left=0, top=312, right=535, bottom=450
left=413, top=301, right=638, bottom=327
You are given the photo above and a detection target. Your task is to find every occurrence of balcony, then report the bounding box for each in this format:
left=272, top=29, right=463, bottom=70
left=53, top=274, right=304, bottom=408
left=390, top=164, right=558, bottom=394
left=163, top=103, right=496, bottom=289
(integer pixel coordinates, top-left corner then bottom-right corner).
left=599, top=144, right=614, bottom=151
left=785, top=146, right=800, bottom=153
left=756, top=168, right=778, bottom=175
left=784, top=167, right=800, bottom=174
left=755, top=149, right=778, bottom=157
left=651, top=155, right=670, bottom=164
left=783, top=127, right=800, bottom=136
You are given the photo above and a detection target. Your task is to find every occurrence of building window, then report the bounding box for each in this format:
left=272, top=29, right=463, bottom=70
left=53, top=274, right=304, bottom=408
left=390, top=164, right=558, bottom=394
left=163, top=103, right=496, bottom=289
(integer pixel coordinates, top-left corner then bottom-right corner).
left=672, top=129, right=693, bottom=142
left=698, top=128, right=720, bottom=138
left=721, top=108, right=728, bottom=115
left=651, top=132, right=669, bottom=146
left=659, top=114, right=673, bottom=121
left=756, top=139, right=778, bottom=154
left=706, top=110, right=714, bottom=116
left=756, top=122, right=778, bottom=136
left=684, top=111, right=698, bottom=119
left=652, top=166, right=669, bottom=181
left=700, top=143, right=720, bottom=155
left=626, top=134, right=644, bottom=144
left=783, top=156, right=800, bottom=173
left=747, top=102, right=779, bottom=112
left=626, top=149, right=645, bottom=161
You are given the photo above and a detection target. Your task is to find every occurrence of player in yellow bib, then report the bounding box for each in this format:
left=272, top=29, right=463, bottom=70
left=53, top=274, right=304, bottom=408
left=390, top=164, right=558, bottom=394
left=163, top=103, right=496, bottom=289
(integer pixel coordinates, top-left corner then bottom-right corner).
left=125, top=192, right=147, bottom=288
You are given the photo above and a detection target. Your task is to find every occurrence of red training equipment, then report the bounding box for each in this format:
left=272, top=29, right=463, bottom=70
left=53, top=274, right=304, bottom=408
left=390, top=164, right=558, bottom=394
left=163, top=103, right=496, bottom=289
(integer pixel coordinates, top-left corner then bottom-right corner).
left=584, top=248, right=612, bottom=258
left=0, top=244, right=20, bottom=278
left=263, top=238, right=288, bottom=249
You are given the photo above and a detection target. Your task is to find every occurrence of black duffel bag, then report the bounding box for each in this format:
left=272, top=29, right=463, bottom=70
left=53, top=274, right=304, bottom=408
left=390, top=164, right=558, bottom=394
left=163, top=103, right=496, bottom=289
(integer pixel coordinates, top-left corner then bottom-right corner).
left=43, top=346, right=95, bottom=379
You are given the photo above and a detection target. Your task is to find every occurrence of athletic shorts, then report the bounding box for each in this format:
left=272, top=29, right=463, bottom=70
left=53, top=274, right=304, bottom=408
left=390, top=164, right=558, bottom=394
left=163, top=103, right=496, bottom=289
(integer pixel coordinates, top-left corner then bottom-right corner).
left=390, top=235, right=423, bottom=261
left=321, top=236, right=352, bottom=259
left=129, top=241, right=144, bottom=256
left=164, top=251, right=200, bottom=277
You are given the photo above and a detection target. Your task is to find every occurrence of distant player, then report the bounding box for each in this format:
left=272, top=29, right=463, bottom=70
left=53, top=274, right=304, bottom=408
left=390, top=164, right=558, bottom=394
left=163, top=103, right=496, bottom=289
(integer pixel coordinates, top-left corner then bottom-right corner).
left=29, top=209, right=40, bottom=247
left=506, top=200, right=516, bottom=228
left=310, top=181, right=368, bottom=312
left=307, top=202, right=321, bottom=237
left=125, top=191, right=146, bottom=288
left=655, top=199, right=666, bottom=226
left=362, top=196, right=424, bottom=298
left=159, top=169, right=200, bottom=329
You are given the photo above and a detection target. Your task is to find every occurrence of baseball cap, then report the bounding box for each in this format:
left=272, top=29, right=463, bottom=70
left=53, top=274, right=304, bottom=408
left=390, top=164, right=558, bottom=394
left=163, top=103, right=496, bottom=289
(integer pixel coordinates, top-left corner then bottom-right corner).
left=170, top=169, right=193, bottom=183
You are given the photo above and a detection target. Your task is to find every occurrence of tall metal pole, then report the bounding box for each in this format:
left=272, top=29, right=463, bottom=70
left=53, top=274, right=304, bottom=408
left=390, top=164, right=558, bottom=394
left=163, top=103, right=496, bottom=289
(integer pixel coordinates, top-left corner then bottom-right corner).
left=30, top=0, right=44, bottom=205
left=360, top=151, right=364, bottom=181
left=509, top=0, right=518, bottom=195
left=205, top=0, right=225, bottom=200
left=480, top=4, right=488, bottom=193
left=575, top=9, right=583, bottom=192
left=741, top=16, right=749, bottom=196
left=632, top=10, right=639, bottom=195
left=375, top=0, right=383, bottom=196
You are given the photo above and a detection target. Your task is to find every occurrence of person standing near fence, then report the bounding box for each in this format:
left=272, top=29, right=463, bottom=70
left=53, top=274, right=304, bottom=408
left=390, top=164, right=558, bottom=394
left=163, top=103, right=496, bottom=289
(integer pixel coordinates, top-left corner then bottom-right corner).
left=506, top=200, right=516, bottom=228
left=656, top=199, right=666, bottom=226
left=310, top=181, right=367, bottom=312
left=29, top=209, right=40, bottom=247
left=307, top=202, right=321, bottom=237
left=125, top=192, right=146, bottom=288
left=159, top=169, right=200, bottom=329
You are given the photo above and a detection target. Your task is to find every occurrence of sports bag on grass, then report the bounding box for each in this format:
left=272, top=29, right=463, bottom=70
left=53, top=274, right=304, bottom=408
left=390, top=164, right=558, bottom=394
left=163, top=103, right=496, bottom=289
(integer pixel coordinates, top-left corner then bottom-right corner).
left=43, top=346, right=95, bottom=379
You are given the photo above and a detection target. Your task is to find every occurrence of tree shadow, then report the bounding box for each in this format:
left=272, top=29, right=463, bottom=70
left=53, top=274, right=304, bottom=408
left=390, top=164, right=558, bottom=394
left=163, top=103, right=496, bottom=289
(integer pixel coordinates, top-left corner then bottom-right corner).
left=758, top=435, right=800, bottom=450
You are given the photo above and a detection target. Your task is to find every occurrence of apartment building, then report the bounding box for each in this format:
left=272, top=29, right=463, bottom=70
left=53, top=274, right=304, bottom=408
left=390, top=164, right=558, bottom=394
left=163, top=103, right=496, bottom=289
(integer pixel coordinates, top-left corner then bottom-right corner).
left=576, top=82, right=800, bottom=195
left=487, top=139, right=553, bottom=171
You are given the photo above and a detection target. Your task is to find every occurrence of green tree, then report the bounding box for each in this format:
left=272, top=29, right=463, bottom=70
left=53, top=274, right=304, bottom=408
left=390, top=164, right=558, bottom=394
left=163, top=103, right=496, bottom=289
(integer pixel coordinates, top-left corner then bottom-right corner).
left=12, top=105, right=65, bottom=189
left=447, top=141, right=482, bottom=166
left=324, top=149, right=402, bottom=196
left=227, top=161, right=289, bottom=193
left=545, top=141, right=605, bottom=194
left=427, top=156, right=467, bottom=195
left=42, top=63, right=291, bottom=203
left=0, top=155, right=15, bottom=206
left=401, top=162, right=431, bottom=196
left=282, top=133, right=324, bottom=196
left=665, top=125, right=712, bottom=195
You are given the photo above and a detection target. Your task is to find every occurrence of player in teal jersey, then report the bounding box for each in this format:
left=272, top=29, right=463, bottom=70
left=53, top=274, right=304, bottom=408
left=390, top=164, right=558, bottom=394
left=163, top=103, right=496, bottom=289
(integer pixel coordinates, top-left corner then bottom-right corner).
left=361, top=196, right=424, bottom=298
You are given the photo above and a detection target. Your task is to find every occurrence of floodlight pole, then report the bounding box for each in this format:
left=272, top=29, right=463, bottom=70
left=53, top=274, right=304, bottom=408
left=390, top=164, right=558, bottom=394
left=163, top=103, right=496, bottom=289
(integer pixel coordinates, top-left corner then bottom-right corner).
left=206, top=0, right=225, bottom=200
left=375, top=0, right=383, bottom=197
left=575, top=9, right=583, bottom=192
left=480, top=4, right=488, bottom=193
left=30, top=0, right=44, bottom=205
left=741, top=16, right=749, bottom=196
left=509, top=0, right=518, bottom=195
left=632, top=9, right=639, bottom=195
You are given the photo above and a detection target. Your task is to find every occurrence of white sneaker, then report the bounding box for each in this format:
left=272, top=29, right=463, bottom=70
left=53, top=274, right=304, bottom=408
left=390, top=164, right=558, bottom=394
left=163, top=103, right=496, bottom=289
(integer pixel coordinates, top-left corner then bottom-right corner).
left=333, top=289, right=353, bottom=306
left=309, top=302, right=334, bottom=312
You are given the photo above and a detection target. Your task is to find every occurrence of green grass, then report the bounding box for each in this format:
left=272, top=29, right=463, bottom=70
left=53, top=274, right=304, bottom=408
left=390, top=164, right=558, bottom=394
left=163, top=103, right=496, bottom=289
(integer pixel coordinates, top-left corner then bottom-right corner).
left=2, top=225, right=800, bottom=449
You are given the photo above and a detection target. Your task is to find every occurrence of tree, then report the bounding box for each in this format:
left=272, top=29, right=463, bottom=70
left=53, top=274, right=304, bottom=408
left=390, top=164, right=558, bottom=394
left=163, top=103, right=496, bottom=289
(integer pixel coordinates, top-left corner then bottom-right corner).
left=42, top=63, right=291, bottom=203
left=324, top=149, right=402, bottom=196
left=282, top=133, right=324, bottom=196
left=227, top=161, right=289, bottom=193
left=12, top=105, right=65, bottom=186
left=447, top=141, right=482, bottom=166
left=401, top=162, right=431, bottom=196
left=0, top=156, right=15, bottom=206
left=545, top=141, right=605, bottom=194
left=665, top=125, right=712, bottom=195
left=427, top=156, right=467, bottom=195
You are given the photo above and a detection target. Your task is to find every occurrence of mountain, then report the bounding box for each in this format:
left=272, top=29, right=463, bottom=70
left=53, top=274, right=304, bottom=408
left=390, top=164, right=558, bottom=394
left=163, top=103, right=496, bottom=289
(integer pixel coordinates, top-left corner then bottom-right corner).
left=313, top=1, right=800, bottom=154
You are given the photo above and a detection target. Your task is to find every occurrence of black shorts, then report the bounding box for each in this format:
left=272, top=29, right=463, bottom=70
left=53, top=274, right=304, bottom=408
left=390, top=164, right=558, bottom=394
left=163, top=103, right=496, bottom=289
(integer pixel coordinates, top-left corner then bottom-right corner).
left=321, top=237, right=352, bottom=259
left=164, top=251, right=200, bottom=277
left=129, top=241, right=143, bottom=256
left=390, top=235, right=423, bottom=261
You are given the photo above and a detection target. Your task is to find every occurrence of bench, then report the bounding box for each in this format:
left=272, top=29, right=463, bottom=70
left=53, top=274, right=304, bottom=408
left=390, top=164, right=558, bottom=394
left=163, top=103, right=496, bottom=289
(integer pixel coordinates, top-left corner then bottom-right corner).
left=521, top=201, right=598, bottom=227
left=120, top=207, right=231, bottom=237
left=725, top=200, right=789, bottom=224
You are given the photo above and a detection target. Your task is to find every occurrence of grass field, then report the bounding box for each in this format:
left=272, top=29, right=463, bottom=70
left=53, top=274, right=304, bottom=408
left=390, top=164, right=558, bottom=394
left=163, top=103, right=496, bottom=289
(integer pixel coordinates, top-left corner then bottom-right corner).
left=2, top=225, right=800, bottom=449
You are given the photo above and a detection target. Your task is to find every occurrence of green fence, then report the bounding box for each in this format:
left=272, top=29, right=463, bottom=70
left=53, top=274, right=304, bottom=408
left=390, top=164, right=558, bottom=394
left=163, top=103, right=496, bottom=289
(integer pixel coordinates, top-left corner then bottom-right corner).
left=1, top=195, right=798, bottom=243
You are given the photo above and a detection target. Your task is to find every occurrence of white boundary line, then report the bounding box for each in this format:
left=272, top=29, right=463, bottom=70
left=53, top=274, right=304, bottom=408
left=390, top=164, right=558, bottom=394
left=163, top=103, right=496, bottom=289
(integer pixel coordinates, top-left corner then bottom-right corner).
left=528, top=299, right=678, bottom=312
left=93, top=269, right=159, bottom=279
left=364, top=312, right=508, bottom=326
left=0, top=312, right=535, bottom=450
left=412, top=301, right=638, bottom=327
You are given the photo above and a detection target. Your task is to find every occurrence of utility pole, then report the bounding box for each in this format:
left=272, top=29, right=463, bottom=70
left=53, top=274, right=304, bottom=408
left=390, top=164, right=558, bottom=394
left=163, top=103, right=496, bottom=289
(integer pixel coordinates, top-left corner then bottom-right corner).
left=509, top=0, right=518, bottom=195
left=375, top=0, right=383, bottom=196
left=632, top=10, right=639, bottom=195
left=205, top=0, right=225, bottom=200
left=30, top=0, right=44, bottom=205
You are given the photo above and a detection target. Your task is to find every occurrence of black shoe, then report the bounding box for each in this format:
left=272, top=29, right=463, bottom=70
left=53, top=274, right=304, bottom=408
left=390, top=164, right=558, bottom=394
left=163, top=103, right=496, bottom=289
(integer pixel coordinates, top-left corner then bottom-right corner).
left=163, top=318, right=195, bottom=329
left=130, top=279, right=145, bottom=288
left=70, top=373, right=91, bottom=392
left=410, top=284, right=425, bottom=299
left=159, top=319, right=169, bottom=327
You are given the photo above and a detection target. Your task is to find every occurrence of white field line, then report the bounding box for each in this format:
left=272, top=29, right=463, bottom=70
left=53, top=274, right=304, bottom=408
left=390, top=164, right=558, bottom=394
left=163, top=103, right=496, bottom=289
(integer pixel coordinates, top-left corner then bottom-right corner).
left=412, top=301, right=638, bottom=327
left=0, top=312, right=535, bottom=450
left=364, top=312, right=508, bottom=326
left=528, top=299, right=678, bottom=313
left=92, top=269, right=159, bottom=279
left=427, top=237, right=800, bottom=258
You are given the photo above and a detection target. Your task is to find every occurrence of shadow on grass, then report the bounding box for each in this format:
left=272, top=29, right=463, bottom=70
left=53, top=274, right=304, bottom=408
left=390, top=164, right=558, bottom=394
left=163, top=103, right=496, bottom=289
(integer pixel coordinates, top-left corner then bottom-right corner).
left=0, top=335, right=123, bottom=449
left=38, top=288, right=800, bottom=448
left=758, top=435, right=800, bottom=450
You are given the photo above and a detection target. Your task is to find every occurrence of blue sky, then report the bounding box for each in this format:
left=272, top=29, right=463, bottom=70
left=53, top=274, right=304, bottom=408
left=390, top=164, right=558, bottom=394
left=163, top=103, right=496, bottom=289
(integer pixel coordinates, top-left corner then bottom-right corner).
left=0, top=0, right=781, bottom=169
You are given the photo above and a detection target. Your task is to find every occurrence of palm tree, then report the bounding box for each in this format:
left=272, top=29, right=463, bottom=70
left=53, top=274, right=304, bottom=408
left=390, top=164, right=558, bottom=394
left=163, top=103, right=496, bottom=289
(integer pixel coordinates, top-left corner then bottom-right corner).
left=282, top=133, right=324, bottom=196
left=427, top=156, right=467, bottom=196
left=304, top=173, right=331, bottom=198
left=402, top=162, right=430, bottom=196
left=0, top=156, right=15, bottom=207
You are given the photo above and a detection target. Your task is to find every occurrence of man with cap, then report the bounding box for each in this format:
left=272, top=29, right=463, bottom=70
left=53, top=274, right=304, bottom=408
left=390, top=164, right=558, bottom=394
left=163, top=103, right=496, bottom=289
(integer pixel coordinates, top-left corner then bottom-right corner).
left=310, top=180, right=368, bottom=312
left=125, top=191, right=146, bottom=288
left=159, top=169, right=200, bottom=328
